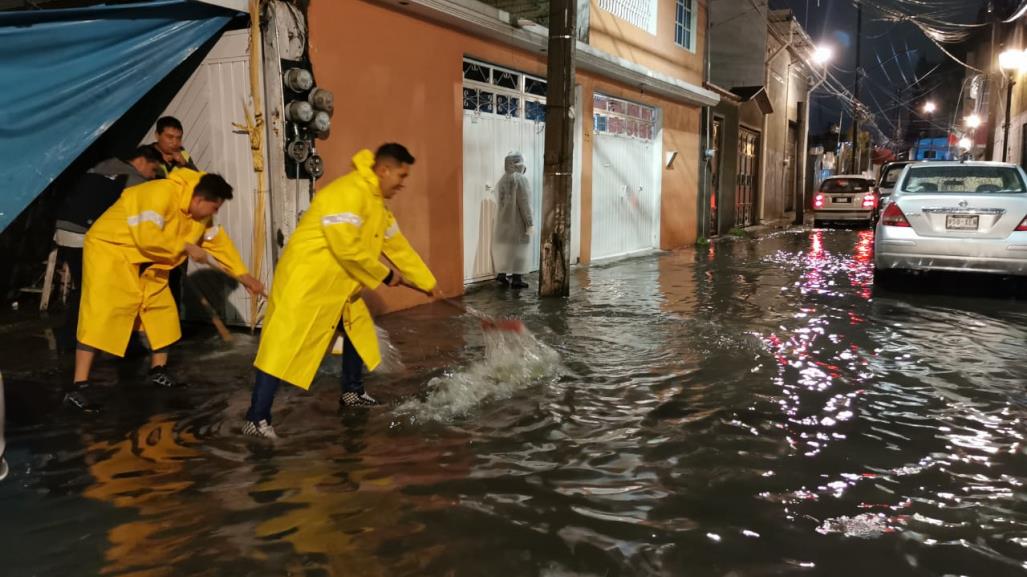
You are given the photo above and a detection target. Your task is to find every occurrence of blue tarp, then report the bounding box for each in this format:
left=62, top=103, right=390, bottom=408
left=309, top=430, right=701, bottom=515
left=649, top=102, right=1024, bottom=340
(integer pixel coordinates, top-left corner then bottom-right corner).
left=0, top=1, right=235, bottom=233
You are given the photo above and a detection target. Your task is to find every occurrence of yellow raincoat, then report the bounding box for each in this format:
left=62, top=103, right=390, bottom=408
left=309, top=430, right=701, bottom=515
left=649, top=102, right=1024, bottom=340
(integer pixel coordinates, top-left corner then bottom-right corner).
left=78, top=169, right=249, bottom=356
left=254, top=149, right=436, bottom=389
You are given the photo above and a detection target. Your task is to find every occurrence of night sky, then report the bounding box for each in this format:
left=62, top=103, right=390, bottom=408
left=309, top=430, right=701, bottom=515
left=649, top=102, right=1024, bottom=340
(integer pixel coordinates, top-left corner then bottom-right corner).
left=769, top=0, right=985, bottom=138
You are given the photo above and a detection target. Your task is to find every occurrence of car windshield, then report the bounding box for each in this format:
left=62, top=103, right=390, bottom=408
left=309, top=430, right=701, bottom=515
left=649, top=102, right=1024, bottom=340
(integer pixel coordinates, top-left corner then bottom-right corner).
left=822, top=179, right=871, bottom=193
left=879, top=164, right=908, bottom=188
left=900, top=165, right=1027, bottom=194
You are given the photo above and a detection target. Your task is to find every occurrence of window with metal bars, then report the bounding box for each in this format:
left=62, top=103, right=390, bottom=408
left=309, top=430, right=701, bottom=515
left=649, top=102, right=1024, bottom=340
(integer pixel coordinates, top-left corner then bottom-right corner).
left=462, top=58, right=546, bottom=121
left=675, top=0, right=696, bottom=52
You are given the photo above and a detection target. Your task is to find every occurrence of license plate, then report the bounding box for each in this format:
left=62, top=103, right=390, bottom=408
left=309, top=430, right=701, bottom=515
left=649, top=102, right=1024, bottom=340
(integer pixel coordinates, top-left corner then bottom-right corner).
left=946, top=214, right=979, bottom=230
left=833, top=197, right=851, bottom=203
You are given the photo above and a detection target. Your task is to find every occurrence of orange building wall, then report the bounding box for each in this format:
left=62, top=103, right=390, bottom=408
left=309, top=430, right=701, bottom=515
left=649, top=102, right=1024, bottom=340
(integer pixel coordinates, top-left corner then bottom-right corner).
left=588, top=0, right=705, bottom=86
left=308, top=0, right=700, bottom=312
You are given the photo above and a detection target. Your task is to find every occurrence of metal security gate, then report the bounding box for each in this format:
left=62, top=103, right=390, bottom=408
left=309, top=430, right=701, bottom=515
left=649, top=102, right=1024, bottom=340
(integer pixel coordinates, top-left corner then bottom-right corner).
left=461, top=58, right=582, bottom=283
left=590, top=93, right=661, bottom=260
left=736, top=127, right=760, bottom=228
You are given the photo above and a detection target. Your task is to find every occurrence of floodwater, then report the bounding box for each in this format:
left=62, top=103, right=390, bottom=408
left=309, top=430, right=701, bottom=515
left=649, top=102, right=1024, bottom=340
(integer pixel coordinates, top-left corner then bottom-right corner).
left=1, top=229, right=1025, bottom=577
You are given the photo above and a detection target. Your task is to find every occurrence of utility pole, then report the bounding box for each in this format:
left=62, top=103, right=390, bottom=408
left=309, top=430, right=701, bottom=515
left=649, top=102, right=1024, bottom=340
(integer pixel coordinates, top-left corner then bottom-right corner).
left=849, top=1, right=862, bottom=174
left=539, top=0, right=576, bottom=297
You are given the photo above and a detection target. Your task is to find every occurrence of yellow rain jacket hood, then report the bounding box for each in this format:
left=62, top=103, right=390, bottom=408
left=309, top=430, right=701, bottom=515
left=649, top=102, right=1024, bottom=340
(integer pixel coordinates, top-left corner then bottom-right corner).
left=254, top=150, right=436, bottom=390
left=78, top=169, right=249, bottom=356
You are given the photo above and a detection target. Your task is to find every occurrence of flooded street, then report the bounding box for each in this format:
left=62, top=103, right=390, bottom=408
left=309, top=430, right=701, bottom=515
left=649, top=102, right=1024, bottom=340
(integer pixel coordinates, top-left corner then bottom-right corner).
left=1, top=228, right=1026, bottom=576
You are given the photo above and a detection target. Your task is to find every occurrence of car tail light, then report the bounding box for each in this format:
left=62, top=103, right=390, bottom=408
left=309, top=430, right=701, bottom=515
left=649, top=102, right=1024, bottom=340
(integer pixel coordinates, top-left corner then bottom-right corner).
left=862, top=193, right=876, bottom=209
left=814, top=193, right=825, bottom=209
left=881, top=203, right=911, bottom=227
left=1016, top=216, right=1027, bottom=231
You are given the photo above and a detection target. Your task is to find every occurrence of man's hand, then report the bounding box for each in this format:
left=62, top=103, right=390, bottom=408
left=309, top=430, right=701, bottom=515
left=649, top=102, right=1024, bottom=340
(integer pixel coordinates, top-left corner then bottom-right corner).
left=238, top=274, right=265, bottom=297
left=184, top=242, right=209, bottom=265
left=171, top=149, right=187, bottom=166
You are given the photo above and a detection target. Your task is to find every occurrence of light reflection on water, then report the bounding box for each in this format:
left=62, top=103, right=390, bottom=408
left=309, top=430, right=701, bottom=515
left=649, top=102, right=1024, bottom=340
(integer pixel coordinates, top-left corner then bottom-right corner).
left=1, top=229, right=1025, bottom=576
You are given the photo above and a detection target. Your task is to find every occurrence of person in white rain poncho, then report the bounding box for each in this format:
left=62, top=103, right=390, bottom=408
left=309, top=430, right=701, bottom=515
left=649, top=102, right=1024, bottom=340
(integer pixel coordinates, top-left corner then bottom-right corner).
left=492, top=152, right=534, bottom=288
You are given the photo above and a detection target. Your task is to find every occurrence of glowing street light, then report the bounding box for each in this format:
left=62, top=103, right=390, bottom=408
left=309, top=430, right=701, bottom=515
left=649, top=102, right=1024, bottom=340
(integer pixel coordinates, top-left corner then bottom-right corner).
left=998, top=48, right=1026, bottom=73
left=812, top=45, right=834, bottom=66
left=923, top=101, right=937, bottom=114
left=965, top=114, right=982, bottom=129
left=958, top=136, right=972, bottom=150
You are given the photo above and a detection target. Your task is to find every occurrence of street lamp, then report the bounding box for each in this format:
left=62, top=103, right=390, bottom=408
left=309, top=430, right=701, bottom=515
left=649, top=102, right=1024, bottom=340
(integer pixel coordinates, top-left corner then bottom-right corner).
left=966, top=113, right=982, bottom=129
left=923, top=101, right=937, bottom=114
left=998, top=48, right=1025, bottom=162
left=812, top=45, right=834, bottom=66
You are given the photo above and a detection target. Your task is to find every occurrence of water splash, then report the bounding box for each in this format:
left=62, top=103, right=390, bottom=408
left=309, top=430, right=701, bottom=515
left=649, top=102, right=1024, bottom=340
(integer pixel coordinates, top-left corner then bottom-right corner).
left=396, top=328, right=561, bottom=423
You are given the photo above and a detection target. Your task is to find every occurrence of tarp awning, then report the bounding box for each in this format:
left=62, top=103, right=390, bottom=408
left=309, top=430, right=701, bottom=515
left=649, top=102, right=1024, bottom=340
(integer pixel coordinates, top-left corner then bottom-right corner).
left=0, top=0, right=236, bottom=232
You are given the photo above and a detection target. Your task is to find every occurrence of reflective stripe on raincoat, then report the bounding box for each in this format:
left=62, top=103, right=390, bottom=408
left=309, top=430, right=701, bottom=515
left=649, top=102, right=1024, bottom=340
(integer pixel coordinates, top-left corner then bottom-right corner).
left=77, top=169, right=248, bottom=356
left=254, top=149, right=436, bottom=390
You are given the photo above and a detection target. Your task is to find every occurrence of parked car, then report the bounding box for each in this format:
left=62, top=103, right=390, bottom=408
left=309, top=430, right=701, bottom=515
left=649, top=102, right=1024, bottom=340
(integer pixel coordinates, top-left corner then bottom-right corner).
left=874, top=161, right=1027, bottom=286
left=877, top=160, right=915, bottom=207
left=812, top=175, right=877, bottom=227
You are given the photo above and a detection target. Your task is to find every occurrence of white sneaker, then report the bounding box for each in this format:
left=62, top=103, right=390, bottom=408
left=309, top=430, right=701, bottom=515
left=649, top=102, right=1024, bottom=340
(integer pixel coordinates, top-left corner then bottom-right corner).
left=242, top=419, right=278, bottom=439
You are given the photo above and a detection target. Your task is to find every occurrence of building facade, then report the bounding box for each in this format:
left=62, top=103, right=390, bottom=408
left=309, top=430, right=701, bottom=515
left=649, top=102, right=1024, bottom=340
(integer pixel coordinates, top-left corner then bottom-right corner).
left=304, top=0, right=717, bottom=312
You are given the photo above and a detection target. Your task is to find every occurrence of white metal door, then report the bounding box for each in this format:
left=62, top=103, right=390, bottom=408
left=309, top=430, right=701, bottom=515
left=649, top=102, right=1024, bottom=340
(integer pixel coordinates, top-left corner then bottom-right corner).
left=590, top=94, right=662, bottom=261
left=462, top=113, right=544, bottom=282
left=155, top=29, right=272, bottom=326
left=460, top=59, right=584, bottom=282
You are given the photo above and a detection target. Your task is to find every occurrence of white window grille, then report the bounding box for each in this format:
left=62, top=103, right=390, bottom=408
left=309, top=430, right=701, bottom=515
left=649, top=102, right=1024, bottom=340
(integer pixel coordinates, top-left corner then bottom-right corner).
left=598, top=0, right=658, bottom=35
left=462, top=58, right=547, bottom=122
left=593, top=94, right=657, bottom=141
left=675, top=0, right=696, bottom=51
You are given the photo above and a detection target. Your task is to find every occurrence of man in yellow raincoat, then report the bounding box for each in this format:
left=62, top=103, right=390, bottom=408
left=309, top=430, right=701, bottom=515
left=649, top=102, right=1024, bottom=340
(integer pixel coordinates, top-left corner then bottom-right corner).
left=243, top=143, right=437, bottom=439
left=69, top=169, right=264, bottom=412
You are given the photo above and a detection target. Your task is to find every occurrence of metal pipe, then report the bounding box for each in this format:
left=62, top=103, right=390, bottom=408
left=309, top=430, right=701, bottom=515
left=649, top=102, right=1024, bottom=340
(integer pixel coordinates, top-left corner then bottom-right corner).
left=1003, top=76, right=1014, bottom=162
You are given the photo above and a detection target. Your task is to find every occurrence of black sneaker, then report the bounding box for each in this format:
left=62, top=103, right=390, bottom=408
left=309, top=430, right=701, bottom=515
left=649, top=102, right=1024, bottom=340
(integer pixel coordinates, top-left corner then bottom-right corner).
left=64, top=383, right=101, bottom=413
left=149, top=366, right=182, bottom=388
left=340, top=391, right=379, bottom=407
left=496, top=273, right=510, bottom=286
left=510, top=275, right=529, bottom=289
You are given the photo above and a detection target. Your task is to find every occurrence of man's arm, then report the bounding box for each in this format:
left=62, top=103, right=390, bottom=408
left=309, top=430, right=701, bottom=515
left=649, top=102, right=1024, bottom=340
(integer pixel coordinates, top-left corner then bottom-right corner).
left=198, top=224, right=249, bottom=278
left=322, top=193, right=392, bottom=289
left=381, top=212, right=437, bottom=294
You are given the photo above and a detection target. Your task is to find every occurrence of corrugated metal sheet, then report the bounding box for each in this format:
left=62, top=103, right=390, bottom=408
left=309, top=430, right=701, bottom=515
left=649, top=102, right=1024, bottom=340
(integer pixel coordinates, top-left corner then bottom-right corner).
left=155, top=29, right=272, bottom=326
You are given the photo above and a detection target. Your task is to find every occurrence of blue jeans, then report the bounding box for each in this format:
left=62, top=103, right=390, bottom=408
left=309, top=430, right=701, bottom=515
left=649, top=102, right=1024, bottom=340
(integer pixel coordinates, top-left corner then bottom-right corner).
left=246, top=333, right=364, bottom=423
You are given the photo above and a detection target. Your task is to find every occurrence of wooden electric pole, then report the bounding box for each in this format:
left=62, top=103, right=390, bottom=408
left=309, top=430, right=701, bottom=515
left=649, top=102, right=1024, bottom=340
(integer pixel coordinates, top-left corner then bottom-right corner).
left=849, top=1, right=862, bottom=174
left=539, top=0, right=577, bottom=297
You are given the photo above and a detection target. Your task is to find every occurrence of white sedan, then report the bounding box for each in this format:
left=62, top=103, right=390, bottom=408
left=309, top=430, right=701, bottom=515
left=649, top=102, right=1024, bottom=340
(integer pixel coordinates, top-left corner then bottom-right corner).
left=874, top=161, right=1027, bottom=285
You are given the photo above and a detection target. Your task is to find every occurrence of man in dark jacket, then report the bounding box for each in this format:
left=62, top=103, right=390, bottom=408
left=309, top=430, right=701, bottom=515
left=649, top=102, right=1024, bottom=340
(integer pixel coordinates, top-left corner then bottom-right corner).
left=55, top=145, right=163, bottom=350
left=152, top=116, right=198, bottom=177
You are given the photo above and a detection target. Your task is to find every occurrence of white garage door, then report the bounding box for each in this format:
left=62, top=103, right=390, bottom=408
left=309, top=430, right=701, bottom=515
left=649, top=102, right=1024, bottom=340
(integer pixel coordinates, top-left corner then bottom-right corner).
left=461, top=59, right=582, bottom=284
left=590, top=93, right=662, bottom=261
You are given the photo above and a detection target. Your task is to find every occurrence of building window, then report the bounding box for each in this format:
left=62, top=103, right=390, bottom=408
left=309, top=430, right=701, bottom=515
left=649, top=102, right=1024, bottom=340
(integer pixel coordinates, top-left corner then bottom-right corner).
left=593, top=94, right=657, bottom=141
left=598, top=0, right=658, bottom=35
left=675, top=0, right=696, bottom=52
left=462, top=58, right=546, bottom=121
